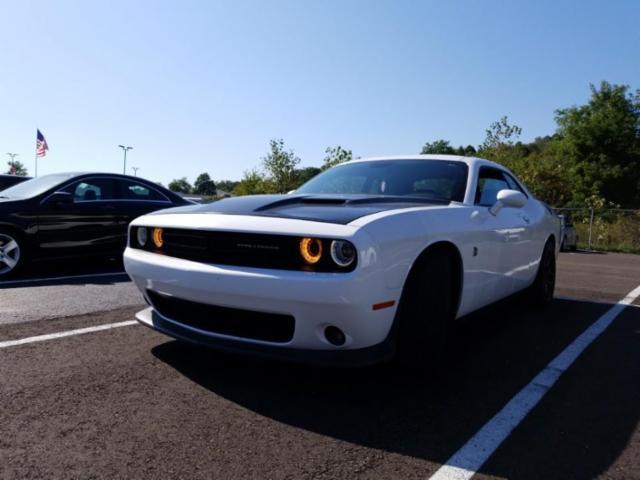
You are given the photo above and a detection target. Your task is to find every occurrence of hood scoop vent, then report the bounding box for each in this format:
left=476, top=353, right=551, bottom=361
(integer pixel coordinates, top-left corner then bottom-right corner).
left=254, top=195, right=347, bottom=212
left=299, top=197, right=348, bottom=205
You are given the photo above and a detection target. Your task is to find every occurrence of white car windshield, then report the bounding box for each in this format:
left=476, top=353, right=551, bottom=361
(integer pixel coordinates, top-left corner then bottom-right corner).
left=297, top=160, right=468, bottom=202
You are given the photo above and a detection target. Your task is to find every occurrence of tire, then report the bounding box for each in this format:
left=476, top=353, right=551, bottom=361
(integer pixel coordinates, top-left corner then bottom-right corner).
left=0, top=230, right=27, bottom=279
left=395, top=251, right=454, bottom=367
left=528, top=239, right=556, bottom=307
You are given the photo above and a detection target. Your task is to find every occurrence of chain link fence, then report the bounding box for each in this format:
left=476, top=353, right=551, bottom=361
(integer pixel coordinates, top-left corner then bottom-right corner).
left=553, top=208, right=640, bottom=253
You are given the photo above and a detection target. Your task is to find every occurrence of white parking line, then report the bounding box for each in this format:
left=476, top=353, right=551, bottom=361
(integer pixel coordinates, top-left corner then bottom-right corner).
left=0, top=320, right=138, bottom=349
left=555, top=295, right=640, bottom=307
left=0, top=271, right=128, bottom=287
left=429, top=284, right=640, bottom=480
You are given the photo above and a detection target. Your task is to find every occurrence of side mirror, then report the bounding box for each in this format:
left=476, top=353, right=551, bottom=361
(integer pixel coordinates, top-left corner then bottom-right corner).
left=45, top=191, right=74, bottom=206
left=489, top=189, right=526, bottom=216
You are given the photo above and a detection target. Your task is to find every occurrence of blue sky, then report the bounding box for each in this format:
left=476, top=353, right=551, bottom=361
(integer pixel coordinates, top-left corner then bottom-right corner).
left=1, top=1, right=638, bottom=185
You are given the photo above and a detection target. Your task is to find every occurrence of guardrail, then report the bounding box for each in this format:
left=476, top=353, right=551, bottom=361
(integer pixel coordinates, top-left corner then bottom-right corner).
left=554, top=208, right=640, bottom=254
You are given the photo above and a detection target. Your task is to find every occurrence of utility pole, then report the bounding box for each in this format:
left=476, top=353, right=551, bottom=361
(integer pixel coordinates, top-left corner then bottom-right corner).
left=6, top=153, right=19, bottom=175
left=118, top=145, right=133, bottom=174
left=132, top=166, right=140, bottom=177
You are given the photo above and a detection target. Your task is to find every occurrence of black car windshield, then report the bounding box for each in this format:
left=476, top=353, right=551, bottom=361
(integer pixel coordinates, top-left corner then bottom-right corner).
left=296, top=160, right=469, bottom=202
left=0, top=173, right=77, bottom=199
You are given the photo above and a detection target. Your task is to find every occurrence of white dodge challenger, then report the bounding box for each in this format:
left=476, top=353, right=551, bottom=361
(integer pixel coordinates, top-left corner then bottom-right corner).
left=124, top=155, right=560, bottom=366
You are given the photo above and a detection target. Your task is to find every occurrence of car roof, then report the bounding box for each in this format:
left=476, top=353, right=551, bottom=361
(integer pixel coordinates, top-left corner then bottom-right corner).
left=348, top=154, right=506, bottom=170
left=39, top=171, right=147, bottom=181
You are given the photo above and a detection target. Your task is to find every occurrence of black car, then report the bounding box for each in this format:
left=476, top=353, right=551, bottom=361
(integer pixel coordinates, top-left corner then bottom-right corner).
left=0, top=172, right=189, bottom=277
left=0, top=174, right=31, bottom=191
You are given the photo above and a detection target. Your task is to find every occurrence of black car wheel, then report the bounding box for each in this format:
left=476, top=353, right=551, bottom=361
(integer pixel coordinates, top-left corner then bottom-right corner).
left=395, top=250, right=454, bottom=367
left=0, top=231, right=25, bottom=278
left=528, top=239, right=556, bottom=307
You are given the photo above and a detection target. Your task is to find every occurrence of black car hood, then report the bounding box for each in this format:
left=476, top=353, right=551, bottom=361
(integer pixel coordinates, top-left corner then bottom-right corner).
left=149, top=194, right=449, bottom=225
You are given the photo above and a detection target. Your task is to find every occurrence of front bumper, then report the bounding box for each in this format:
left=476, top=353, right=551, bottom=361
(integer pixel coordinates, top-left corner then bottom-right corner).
left=136, top=307, right=395, bottom=367
left=124, top=247, right=400, bottom=363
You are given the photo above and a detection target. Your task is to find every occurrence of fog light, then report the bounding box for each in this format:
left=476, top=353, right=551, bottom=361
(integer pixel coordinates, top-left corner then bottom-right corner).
left=152, top=228, right=164, bottom=248
left=324, top=326, right=346, bottom=346
left=136, top=227, right=148, bottom=247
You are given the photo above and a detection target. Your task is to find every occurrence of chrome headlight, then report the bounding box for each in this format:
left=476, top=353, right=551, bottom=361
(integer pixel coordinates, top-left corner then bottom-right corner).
left=136, top=227, right=148, bottom=247
left=330, top=240, right=356, bottom=267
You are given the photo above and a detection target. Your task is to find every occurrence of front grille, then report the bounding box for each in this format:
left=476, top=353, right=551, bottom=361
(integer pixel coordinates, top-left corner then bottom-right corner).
left=147, top=290, right=295, bottom=343
left=160, top=229, right=299, bottom=269
left=133, top=228, right=356, bottom=272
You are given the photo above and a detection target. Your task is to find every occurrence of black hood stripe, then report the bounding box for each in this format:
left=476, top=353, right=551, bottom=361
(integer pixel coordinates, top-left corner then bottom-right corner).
left=151, top=194, right=449, bottom=225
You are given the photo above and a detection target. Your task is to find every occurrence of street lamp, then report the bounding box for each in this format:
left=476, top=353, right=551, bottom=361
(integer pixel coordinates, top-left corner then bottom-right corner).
left=6, top=153, right=19, bottom=175
left=118, top=145, right=133, bottom=174
left=132, top=166, right=140, bottom=177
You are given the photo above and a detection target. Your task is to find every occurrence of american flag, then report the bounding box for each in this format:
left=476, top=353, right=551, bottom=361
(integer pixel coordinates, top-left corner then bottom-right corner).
left=36, top=129, right=49, bottom=157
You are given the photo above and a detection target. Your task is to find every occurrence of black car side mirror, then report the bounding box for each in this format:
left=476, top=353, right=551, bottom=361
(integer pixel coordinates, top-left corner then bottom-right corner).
left=45, top=191, right=74, bottom=206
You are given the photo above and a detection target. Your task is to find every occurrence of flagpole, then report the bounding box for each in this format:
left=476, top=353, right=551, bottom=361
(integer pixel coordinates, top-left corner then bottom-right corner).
left=34, top=129, right=38, bottom=177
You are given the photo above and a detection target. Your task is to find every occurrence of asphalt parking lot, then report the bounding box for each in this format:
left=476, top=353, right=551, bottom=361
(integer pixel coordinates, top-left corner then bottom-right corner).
left=1, top=252, right=640, bottom=479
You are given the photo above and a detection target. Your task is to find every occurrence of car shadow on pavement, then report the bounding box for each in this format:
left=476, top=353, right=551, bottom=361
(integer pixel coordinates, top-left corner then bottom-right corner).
left=152, top=298, right=640, bottom=479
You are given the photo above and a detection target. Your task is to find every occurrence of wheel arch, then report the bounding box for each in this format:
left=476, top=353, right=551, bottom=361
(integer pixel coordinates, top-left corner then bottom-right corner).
left=403, top=240, right=464, bottom=318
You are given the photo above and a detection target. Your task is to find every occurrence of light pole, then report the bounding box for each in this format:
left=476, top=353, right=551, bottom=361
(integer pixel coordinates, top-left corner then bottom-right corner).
left=132, top=166, right=140, bottom=177
left=6, top=153, right=19, bottom=175
left=118, top=145, right=133, bottom=174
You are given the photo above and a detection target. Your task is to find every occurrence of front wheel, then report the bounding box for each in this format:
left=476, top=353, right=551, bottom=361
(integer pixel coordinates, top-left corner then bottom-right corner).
left=527, top=239, right=556, bottom=307
left=0, top=231, right=26, bottom=279
left=395, top=251, right=454, bottom=367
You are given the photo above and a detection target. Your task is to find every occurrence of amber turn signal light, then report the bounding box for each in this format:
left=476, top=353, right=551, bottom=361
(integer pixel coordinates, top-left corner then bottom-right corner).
left=299, top=237, right=323, bottom=264
left=152, top=228, right=164, bottom=248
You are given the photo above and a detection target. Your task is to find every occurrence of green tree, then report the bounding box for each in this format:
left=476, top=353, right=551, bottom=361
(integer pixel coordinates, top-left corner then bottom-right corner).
left=553, top=81, right=640, bottom=207
left=168, top=177, right=193, bottom=194
left=420, top=139, right=455, bottom=155
left=5, top=160, right=28, bottom=176
left=233, top=169, right=276, bottom=196
left=322, top=146, right=352, bottom=170
left=215, top=180, right=239, bottom=193
left=193, top=173, right=217, bottom=195
left=454, top=145, right=477, bottom=156
left=480, top=116, right=522, bottom=151
left=262, top=138, right=301, bottom=193
left=477, top=116, right=525, bottom=171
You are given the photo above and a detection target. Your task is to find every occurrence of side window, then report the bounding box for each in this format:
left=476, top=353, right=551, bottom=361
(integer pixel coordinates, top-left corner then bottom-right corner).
left=63, top=178, right=117, bottom=202
left=475, top=168, right=510, bottom=207
left=503, top=172, right=527, bottom=196
left=116, top=179, right=168, bottom=201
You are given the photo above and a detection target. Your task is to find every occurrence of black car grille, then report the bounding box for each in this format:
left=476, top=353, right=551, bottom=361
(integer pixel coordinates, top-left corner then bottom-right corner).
left=160, top=229, right=298, bottom=269
left=133, top=228, right=355, bottom=272
left=147, top=290, right=295, bottom=343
